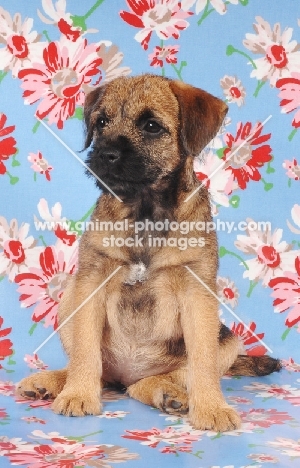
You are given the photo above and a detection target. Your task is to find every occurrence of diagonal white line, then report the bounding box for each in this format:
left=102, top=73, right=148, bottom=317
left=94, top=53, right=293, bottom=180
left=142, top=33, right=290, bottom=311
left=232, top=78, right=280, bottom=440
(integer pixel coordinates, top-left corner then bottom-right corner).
left=33, top=265, right=122, bottom=354
left=184, top=265, right=273, bottom=354
left=184, top=114, right=273, bottom=203
left=36, top=117, right=123, bottom=203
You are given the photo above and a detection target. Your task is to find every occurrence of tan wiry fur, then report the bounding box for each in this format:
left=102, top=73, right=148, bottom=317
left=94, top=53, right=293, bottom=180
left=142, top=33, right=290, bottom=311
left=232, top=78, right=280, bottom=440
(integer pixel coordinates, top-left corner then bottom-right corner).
left=17, top=75, right=281, bottom=431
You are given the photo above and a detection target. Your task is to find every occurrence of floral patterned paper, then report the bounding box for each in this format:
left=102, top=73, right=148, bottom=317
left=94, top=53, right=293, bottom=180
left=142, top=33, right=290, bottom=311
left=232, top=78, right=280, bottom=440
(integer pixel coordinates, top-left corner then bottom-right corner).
left=0, top=1, right=300, bottom=467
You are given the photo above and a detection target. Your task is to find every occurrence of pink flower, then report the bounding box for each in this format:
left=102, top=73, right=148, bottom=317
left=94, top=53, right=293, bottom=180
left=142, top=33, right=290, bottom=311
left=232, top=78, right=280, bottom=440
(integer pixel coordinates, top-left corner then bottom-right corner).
left=15, top=241, right=78, bottom=329
left=220, top=75, right=246, bottom=106
left=0, top=436, right=30, bottom=456
left=122, top=426, right=202, bottom=448
left=243, top=16, right=300, bottom=86
left=240, top=408, right=293, bottom=428
left=120, top=0, right=193, bottom=50
left=24, top=354, right=48, bottom=370
left=97, top=411, right=129, bottom=419
left=0, top=380, right=15, bottom=396
left=267, top=437, right=300, bottom=457
left=248, top=453, right=279, bottom=464
left=149, top=44, right=179, bottom=67
left=276, top=73, right=300, bottom=128
left=18, top=37, right=104, bottom=129
left=283, top=158, right=300, bottom=181
left=21, top=416, right=46, bottom=424
left=5, top=441, right=108, bottom=468
left=0, top=217, right=42, bottom=282
left=222, top=121, right=272, bottom=190
left=269, top=256, right=300, bottom=331
left=15, top=397, right=52, bottom=410
left=0, top=7, right=46, bottom=77
left=235, top=221, right=300, bottom=286
left=28, top=151, right=53, bottom=181
left=227, top=396, right=252, bottom=404
left=230, top=321, right=267, bottom=356
left=282, top=357, right=300, bottom=372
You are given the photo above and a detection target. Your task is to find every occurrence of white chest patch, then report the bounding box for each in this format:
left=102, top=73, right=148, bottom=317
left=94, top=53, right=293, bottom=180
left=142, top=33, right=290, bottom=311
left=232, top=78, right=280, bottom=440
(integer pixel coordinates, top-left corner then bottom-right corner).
left=124, top=261, right=148, bottom=285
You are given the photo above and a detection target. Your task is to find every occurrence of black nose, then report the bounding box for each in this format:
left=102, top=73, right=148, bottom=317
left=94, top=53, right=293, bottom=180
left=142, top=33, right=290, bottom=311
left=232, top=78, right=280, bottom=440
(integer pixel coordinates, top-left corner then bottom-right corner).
left=102, top=150, right=120, bottom=163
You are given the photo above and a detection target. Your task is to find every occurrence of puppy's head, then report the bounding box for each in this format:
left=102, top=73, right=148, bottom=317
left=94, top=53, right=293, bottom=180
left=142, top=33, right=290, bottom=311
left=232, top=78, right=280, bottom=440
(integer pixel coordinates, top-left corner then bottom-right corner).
left=84, top=75, right=227, bottom=197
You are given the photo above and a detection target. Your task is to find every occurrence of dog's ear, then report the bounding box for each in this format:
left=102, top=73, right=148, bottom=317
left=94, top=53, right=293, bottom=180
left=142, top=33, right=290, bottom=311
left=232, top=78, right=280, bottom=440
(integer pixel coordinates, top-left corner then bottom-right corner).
left=168, top=80, right=228, bottom=156
left=83, top=85, right=107, bottom=149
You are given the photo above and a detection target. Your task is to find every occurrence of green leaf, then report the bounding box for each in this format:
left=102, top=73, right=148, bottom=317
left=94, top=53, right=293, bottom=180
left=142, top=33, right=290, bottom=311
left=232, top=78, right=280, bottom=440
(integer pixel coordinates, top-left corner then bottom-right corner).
left=281, top=328, right=291, bottom=341
left=226, top=45, right=235, bottom=56
left=229, top=195, right=240, bottom=208
left=239, top=0, right=249, bottom=4
left=288, top=178, right=292, bottom=188
left=9, top=176, right=19, bottom=185
left=70, top=15, right=87, bottom=31
left=71, top=107, right=84, bottom=121
left=219, top=246, right=227, bottom=258
left=216, top=147, right=226, bottom=158
left=264, top=182, right=273, bottom=191
left=29, top=323, right=38, bottom=336
left=5, top=369, right=15, bottom=373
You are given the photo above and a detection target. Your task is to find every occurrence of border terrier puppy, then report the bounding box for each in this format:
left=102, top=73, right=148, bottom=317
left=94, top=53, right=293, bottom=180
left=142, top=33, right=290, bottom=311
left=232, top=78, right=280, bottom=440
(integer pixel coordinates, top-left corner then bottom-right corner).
left=17, top=75, right=281, bottom=432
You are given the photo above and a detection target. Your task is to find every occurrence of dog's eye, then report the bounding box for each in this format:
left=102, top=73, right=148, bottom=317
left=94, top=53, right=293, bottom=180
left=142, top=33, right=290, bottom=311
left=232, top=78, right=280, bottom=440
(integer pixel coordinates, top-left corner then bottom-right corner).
left=98, top=117, right=108, bottom=129
left=143, top=120, right=162, bottom=134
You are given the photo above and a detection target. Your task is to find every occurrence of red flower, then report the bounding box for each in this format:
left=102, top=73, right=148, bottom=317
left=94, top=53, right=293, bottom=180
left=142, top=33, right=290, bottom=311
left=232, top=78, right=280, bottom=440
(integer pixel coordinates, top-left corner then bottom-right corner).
left=120, top=0, right=192, bottom=50
left=269, top=256, right=300, bottom=330
left=231, top=321, right=267, bottom=356
left=276, top=73, right=300, bottom=128
left=149, top=44, right=179, bottom=67
left=0, top=316, right=13, bottom=368
left=57, top=19, right=81, bottom=42
left=15, top=243, right=78, bottom=329
left=0, top=113, right=17, bottom=175
left=222, top=121, right=272, bottom=190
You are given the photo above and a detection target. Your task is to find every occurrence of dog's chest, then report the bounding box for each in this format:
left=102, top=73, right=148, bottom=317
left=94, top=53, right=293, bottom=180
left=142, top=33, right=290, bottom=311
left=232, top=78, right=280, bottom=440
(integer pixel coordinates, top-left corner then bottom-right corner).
left=123, top=261, right=148, bottom=285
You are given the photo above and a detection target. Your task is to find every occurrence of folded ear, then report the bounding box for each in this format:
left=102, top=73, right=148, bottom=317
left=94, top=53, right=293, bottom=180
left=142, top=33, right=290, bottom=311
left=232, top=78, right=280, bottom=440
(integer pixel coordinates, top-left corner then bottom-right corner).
left=83, top=85, right=107, bottom=149
left=168, top=80, right=228, bottom=156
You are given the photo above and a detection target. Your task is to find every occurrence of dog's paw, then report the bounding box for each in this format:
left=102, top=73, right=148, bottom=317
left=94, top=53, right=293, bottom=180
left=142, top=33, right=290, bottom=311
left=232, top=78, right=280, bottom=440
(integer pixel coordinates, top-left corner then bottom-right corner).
left=159, top=389, right=189, bottom=415
left=16, top=370, right=67, bottom=400
left=189, top=404, right=241, bottom=432
left=52, top=389, right=102, bottom=416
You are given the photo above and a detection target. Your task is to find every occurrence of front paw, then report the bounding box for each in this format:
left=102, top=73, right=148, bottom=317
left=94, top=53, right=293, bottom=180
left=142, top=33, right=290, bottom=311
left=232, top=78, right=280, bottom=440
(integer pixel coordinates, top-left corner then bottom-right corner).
left=189, top=404, right=241, bottom=432
left=52, top=389, right=102, bottom=417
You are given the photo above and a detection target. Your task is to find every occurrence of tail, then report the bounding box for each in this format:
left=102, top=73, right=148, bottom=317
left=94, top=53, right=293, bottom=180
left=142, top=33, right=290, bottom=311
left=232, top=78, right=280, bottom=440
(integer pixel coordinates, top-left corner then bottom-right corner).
left=228, top=355, right=282, bottom=377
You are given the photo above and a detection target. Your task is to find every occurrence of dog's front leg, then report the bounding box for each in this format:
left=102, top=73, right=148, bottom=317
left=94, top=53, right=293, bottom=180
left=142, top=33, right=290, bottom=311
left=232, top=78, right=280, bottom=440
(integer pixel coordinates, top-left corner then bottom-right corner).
left=180, top=283, right=241, bottom=432
left=52, top=275, right=105, bottom=416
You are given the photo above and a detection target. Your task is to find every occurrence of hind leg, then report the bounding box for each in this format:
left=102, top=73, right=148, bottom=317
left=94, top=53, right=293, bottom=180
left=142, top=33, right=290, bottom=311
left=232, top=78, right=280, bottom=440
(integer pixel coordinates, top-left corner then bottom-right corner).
left=127, top=369, right=189, bottom=415
left=16, top=369, right=67, bottom=400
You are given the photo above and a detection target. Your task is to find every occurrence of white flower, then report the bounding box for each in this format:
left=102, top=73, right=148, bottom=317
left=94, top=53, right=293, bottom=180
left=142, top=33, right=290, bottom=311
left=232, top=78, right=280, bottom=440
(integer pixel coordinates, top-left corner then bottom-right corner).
left=0, top=217, right=42, bottom=281
left=235, top=220, right=300, bottom=286
left=243, top=16, right=300, bottom=86
left=0, top=7, right=45, bottom=77
left=220, top=75, right=246, bottom=106
left=182, top=0, right=238, bottom=15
